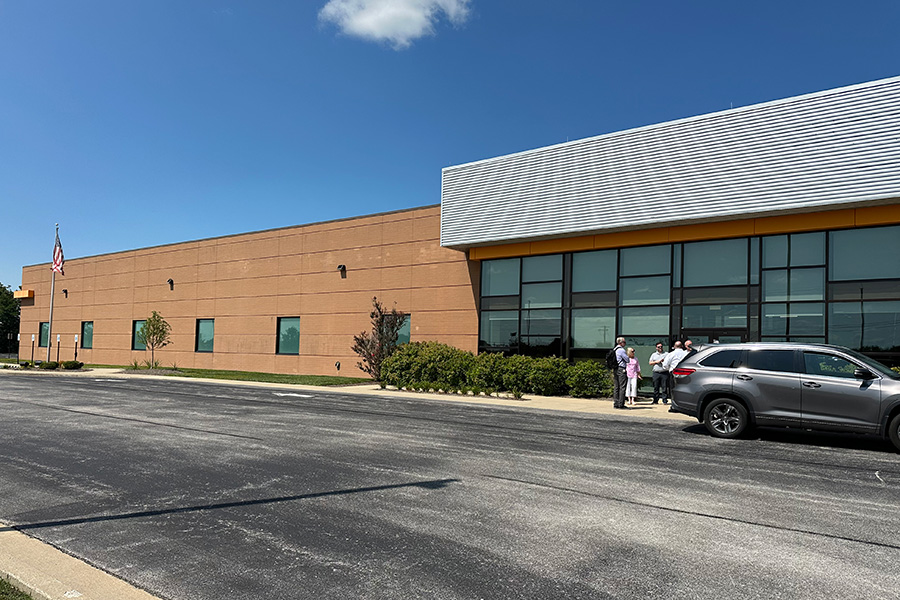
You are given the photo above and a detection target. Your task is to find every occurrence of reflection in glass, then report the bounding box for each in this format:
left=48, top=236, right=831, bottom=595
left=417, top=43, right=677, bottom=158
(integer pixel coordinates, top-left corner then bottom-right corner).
left=682, top=304, right=747, bottom=329
left=683, top=238, right=748, bottom=287
left=277, top=317, right=300, bottom=355
left=397, top=318, right=411, bottom=345
left=521, top=309, right=562, bottom=337
left=750, top=237, right=760, bottom=284
left=132, top=320, right=147, bottom=351
left=571, top=308, right=616, bottom=348
left=789, top=302, right=825, bottom=336
left=830, top=225, right=900, bottom=281
left=763, top=270, right=788, bottom=302
left=620, top=276, right=670, bottom=306
left=828, top=301, right=900, bottom=352
left=39, top=322, right=50, bottom=347
left=81, top=321, right=93, bottom=349
left=480, top=311, right=518, bottom=349
left=790, top=232, right=825, bottom=266
left=522, top=254, right=562, bottom=282
left=619, top=306, right=669, bottom=335
left=761, top=304, right=787, bottom=336
left=521, top=282, right=562, bottom=309
left=196, top=319, right=215, bottom=353
left=482, top=258, right=520, bottom=296
left=620, top=245, right=670, bottom=277
left=789, top=268, right=824, bottom=301
left=572, top=250, right=617, bottom=292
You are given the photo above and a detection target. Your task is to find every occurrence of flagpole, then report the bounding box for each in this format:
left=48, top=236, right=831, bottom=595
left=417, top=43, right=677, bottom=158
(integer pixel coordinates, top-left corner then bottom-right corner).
left=47, top=224, right=58, bottom=362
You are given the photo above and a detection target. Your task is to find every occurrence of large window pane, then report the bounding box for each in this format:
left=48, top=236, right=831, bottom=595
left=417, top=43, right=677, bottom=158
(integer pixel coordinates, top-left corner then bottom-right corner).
left=521, top=282, right=561, bottom=309
left=620, top=245, right=670, bottom=277
left=762, top=235, right=788, bottom=268
left=790, top=232, right=825, bottom=266
left=762, top=304, right=787, bottom=336
left=482, top=258, right=520, bottom=296
left=829, top=301, right=900, bottom=351
left=682, top=305, right=747, bottom=329
left=277, top=317, right=300, bottom=355
left=480, top=311, right=518, bottom=349
left=521, top=309, right=561, bottom=337
left=830, top=225, right=900, bottom=281
left=763, top=270, right=788, bottom=302
left=619, top=306, right=669, bottom=335
left=522, top=254, right=561, bottom=282
left=81, top=321, right=93, bottom=349
left=572, top=250, right=617, bottom=292
left=745, top=349, right=797, bottom=373
left=39, top=322, right=49, bottom=347
left=132, top=320, right=146, bottom=351
left=789, top=268, right=824, bottom=301
left=749, top=237, right=760, bottom=284
left=683, top=238, right=748, bottom=287
left=571, top=308, right=616, bottom=349
left=682, top=286, right=747, bottom=304
left=789, top=303, right=825, bottom=336
left=620, top=276, right=670, bottom=306
left=195, top=319, right=215, bottom=353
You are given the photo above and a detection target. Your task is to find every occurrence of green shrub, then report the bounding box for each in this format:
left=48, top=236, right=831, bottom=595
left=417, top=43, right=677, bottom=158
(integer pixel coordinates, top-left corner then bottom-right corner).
left=61, top=360, right=84, bottom=370
left=528, top=356, right=570, bottom=396
left=18, top=361, right=31, bottom=369
left=501, top=355, right=533, bottom=398
left=893, top=366, right=900, bottom=375
left=381, top=342, right=474, bottom=390
left=467, top=352, right=506, bottom=394
left=38, top=361, right=59, bottom=370
left=566, top=360, right=613, bottom=398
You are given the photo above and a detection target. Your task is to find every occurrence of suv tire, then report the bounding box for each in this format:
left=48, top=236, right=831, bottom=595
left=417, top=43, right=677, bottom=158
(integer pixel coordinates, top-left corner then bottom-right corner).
left=703, top=398, right=749, bottom=439
left=889, top=413, right=900, bottom=452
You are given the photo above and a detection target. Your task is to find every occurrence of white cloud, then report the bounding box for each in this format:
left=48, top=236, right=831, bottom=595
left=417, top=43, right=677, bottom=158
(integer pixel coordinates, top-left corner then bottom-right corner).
left=319, top=0, right=471, bottom=49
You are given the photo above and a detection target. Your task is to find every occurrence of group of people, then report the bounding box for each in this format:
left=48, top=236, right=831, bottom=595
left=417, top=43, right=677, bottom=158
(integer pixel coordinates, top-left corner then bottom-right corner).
left=611, top=337, right=695, bottom=411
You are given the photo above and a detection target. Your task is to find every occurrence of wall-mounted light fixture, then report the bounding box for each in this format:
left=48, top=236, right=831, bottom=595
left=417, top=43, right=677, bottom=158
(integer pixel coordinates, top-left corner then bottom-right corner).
left=335, top=361, right=341, bottom=372
left=337, top=264, right=347, bottom=279
left=62, top=289, right=68, bottom=298
left=167, top=278, right=174, bottom=290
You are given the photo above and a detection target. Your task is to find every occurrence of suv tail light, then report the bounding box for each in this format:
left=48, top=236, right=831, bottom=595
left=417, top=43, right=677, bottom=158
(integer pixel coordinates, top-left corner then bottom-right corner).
left=672, top=367, right=695, bottom=378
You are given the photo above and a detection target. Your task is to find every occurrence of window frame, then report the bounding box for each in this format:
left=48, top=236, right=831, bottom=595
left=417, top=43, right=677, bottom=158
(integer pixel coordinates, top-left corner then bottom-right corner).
left=276, top=317, right=300, bottom=355
left=80, top=321, right=93, bottom=349
left=195, top=318, right=215, bottom=353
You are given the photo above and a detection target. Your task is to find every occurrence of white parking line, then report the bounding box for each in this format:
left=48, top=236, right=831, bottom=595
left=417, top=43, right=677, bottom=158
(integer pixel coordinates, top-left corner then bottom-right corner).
left=273, top=392, right=313, bottom=398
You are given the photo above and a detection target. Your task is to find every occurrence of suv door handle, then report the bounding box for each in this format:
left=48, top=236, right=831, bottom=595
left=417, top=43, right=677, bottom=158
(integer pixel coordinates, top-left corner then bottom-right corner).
left=736, top=374, right=752, bottom=381
left=802, top=381, right=821, bottom=388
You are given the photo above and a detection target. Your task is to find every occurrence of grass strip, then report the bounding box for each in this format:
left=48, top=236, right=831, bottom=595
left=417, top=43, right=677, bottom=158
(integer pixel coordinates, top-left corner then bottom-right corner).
left=0, top=579, right=33, bottom=600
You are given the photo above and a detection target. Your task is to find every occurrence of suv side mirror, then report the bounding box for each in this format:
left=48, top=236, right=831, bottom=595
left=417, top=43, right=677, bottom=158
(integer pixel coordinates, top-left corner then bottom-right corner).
left=854, top=367, right=875, bottom=380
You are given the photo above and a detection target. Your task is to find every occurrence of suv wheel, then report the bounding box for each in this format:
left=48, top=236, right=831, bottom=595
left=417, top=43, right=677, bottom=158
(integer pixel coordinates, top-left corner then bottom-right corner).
left=889, top=414, right=900, bottom=452
left=703, top=398, right=749, bottom=439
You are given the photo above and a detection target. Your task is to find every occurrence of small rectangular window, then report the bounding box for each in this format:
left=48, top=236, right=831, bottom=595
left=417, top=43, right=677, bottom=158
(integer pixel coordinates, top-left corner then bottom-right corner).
left=195, top=319, right=214, bottom=353
left=81, top=322, right=93, bottom=349
left=132, top=320, right=146, bottom=351
left=277, top=317, right=300, bottom=355
left=39, top=322, right=50, bottom=347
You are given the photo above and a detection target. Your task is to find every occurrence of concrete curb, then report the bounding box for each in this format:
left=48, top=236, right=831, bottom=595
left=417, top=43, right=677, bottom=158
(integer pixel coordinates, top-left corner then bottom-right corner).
left=0, top=367, right=695, bottom=599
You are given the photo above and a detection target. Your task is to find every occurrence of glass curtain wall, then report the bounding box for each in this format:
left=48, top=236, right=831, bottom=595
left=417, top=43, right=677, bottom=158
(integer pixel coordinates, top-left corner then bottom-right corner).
left=478, top=223, right=900, bottom=367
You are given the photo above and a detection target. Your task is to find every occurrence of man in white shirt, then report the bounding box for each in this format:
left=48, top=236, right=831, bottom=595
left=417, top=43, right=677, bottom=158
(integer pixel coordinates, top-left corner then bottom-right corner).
left=662, top=341, right=688, bottom=412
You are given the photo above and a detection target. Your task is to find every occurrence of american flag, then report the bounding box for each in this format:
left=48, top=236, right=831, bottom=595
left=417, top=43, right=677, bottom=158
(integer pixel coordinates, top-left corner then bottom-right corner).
left=52, top=231, right=65, bottom=275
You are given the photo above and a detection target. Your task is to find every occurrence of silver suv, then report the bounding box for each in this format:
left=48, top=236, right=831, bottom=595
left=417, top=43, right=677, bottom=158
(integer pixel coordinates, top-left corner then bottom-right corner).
left=670, top=343, right=900, bottom=450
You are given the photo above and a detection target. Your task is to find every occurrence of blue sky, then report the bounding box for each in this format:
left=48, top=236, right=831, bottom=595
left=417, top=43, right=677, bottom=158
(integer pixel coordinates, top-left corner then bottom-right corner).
left=2, top=0, right=899, bottom=288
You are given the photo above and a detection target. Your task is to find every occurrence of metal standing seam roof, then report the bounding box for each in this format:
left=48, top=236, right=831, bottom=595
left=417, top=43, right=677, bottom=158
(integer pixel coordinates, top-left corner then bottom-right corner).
left=440, top=76, right=900, bottom=249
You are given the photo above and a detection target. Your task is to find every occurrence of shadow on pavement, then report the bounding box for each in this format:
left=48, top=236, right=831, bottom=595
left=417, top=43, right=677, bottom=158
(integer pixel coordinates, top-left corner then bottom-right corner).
left=1, top=478, right=459, bottom=533
left=681, top=422, right=896, bottom=454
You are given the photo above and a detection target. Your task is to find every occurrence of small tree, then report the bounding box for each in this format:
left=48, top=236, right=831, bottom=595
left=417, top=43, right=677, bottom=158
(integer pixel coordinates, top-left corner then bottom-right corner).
left=352, top=296, right=408, bottom=383
left=137, top=310, right=172, bottom=368
left=0, top=282, right=20, bottom=356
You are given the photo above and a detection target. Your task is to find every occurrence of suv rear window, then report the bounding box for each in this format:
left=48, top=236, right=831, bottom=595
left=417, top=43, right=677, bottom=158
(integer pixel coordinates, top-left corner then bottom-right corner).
left=699, top=349, right=741, bottom=368
left=744, top=349, right=797, bottom=373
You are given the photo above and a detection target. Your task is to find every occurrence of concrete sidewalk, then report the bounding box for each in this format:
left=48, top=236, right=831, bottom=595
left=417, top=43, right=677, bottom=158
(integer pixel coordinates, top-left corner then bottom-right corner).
left=0, top=367, right=693, bottom=599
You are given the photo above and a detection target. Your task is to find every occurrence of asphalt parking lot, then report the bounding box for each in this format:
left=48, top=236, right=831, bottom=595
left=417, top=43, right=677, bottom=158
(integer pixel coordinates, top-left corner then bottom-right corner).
left=1, top=373, right=899, bottom=600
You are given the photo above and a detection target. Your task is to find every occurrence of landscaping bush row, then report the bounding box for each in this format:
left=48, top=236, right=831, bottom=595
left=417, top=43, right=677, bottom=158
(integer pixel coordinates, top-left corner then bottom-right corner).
left=380, top=342, right=613, bottom=398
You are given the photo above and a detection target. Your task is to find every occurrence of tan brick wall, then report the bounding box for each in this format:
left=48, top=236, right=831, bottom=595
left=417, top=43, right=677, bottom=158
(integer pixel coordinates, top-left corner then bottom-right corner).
left=18, top=206, right=478, bottom=376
